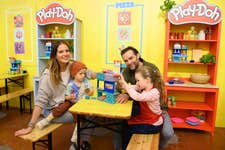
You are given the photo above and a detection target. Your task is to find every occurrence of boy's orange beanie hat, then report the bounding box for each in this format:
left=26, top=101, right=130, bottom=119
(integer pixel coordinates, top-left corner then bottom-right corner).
left=70, top=61, right=87, bottom=77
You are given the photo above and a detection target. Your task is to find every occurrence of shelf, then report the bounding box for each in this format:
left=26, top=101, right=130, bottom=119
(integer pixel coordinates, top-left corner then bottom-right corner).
left=38, top=38, right=74, bottom=40
left=168, top=62, right=214, bottom=65
left=169, top=39, right=217, bottom=43
left=169, top=102, right=213, bottom=111
left=36, top=19, right=81, bottom=76
left=39, top=57, right=50, bottom=60
left=165, top=82, right=218, bottom=91
left=164, top=10, right=221, bottom=136
left=172, top=121, right=212, bottom=132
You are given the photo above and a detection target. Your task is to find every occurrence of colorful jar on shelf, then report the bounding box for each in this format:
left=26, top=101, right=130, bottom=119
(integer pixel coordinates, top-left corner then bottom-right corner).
left=169, top=32, right=176, bottom=39
left=198, top=30, right=205, bottom=40
left=205, top=28, right=212, bottom=40
left=177, top=32, right=184, bottom=39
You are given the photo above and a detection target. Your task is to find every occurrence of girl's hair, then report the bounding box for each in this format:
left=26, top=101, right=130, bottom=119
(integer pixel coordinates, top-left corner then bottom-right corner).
left=135, top=66, right=165, bottom=106
left=44, top=41, right=70, bottom=86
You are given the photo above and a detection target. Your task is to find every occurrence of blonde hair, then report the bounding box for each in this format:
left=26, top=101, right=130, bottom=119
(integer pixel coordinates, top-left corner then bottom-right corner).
left=135, top=66, right=165, bottom=105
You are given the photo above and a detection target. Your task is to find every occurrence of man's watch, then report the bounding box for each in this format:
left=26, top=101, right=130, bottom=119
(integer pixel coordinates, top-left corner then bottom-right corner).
left=28, top=121, right=35, bottom=129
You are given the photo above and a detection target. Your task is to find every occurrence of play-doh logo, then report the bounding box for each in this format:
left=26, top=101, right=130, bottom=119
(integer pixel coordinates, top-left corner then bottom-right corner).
left=36, top=3, right=75, bottom=25
left=168, top=0, right=222, bottom=25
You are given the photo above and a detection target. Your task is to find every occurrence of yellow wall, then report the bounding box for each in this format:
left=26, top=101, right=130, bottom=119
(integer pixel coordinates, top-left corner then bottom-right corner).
left=0, top=0, right=224, bottom=127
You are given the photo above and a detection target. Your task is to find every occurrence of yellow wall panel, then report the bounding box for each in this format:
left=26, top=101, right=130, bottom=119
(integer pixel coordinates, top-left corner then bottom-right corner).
left=0, top=0, right=224, bottom=127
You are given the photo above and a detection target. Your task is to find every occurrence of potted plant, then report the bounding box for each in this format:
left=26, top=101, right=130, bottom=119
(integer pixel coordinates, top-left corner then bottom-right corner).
left=200, top=54, right=216, bottom=64
left=160, top=0, right=176, bottom=15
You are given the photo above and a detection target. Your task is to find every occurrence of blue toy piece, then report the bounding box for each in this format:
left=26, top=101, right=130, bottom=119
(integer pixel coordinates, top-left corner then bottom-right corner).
left=96, top=71, right=120, bottom=104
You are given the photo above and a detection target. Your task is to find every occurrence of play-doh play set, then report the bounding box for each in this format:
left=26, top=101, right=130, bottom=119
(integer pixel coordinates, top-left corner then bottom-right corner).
left=9, top=57, right=22, bottom=74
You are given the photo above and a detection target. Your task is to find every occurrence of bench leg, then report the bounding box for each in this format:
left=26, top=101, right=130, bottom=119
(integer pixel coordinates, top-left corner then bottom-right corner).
left=19, top=96, right=23, bottom=112
left=23, top=96, right=25, bottom=112
left=32, top=142, right=35, bottom=150
left=77, top=115, right=81, bottom=150
left=31, top=133, right=52, bottom=150
left=29, top=93, right=32, bottom=113
left=48, top=133, right=53, bottom=150
left=6, top=101, right=9, bottom=109
left=20, top=93, right=32, bottom=113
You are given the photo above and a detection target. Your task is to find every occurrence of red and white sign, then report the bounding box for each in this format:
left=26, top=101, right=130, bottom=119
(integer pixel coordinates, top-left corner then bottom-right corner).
left=168, top=0, right=222, bottom=25
left=36, top=3, right=75, bottom=25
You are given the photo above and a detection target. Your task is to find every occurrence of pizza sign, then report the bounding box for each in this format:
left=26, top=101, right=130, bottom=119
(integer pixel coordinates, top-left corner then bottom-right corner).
left=36, top=3, right=75, bottom=25
left=168, top=0, right=222, bottom=25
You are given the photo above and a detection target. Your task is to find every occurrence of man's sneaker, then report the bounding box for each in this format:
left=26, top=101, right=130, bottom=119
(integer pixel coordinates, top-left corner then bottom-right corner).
left=36, top=118, right=50, bottom=129
left=71, top=124, right=77, bottom=142
left=81, top=141, right=91, bottom=150
left=69, top=143, right=78, bottom=150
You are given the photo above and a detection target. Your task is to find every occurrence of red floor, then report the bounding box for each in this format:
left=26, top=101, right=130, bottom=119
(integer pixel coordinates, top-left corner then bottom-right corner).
left=0, top=108, right=225, bottom=150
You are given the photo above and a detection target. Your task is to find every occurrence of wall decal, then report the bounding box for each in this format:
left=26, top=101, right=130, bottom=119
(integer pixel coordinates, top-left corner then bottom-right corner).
left=5, top=7, right=34, bottom=62
left=14, top=15, right=25, bottom=54
left=105, top=2, right=144, bottom=64
left=118, top=11, right=131, bottom=25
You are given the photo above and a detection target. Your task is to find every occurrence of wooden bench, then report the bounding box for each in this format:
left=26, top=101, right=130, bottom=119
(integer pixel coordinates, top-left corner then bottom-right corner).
left=19, top=123, right=63, bottom=150
left=0, top=85, right=5, bottom=95
left=0, top=87, right=33, bottom=113
left=126, top=133, right=160, bottom=150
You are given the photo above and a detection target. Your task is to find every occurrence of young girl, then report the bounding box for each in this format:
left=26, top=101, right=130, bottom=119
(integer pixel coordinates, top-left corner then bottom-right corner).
left=36, top=61, right=94, bottom=129
left=118, top=65, right=164, bottom=149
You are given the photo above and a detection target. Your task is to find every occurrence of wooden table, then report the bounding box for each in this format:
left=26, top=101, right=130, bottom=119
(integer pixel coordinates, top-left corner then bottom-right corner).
left=69, top=99, right=133, bottom=149
left=0, top=73, right=28, bottom=108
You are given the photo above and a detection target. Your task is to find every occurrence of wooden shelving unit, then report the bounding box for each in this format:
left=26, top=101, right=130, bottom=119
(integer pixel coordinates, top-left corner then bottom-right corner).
left=36, top=19, right=81, bottom=75
left=164, top=19, right=221, bottom=135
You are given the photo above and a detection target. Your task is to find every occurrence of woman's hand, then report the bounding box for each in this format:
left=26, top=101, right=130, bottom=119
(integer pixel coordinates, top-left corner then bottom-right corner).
left=14, top=127, right=33, bottom=136
left=65, top=94, right=76, bottom=101
left=85, top=88, right=94, bottom=96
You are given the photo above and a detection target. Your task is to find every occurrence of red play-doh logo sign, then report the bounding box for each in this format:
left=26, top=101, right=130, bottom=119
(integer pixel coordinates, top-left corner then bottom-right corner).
left=36, top=3, right=75, bottom=25
left=168, top=0, right=222, bottom=25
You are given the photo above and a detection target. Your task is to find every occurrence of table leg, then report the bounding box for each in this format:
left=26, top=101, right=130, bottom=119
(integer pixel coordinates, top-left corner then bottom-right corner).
left=5, top=79, right=9, bottom=109
left=77, top=115, right=81, bottom=150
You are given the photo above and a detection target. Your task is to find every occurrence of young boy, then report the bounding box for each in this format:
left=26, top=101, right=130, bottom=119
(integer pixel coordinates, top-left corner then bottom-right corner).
left=36, top=61, right=94, bottom=129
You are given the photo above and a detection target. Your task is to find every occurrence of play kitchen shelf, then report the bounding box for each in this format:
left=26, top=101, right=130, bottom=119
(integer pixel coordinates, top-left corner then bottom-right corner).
left=163, top=0, right=222, bottom=135
left=35, top=3, right=81, bottom=75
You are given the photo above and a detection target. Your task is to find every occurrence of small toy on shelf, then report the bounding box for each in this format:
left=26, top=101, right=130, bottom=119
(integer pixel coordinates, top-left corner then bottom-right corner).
left=198, top=30, right=206, bottom=40
left=171, top=117, right=184, bottom=123
left=52, top=26, right=60, bottom=38
left=188, top=26, right=197, bottom=40
left=185, top=116, right=200, bottom=126
left=64, top=29, right=71, bottom=38
left=45, top=41, right=52, bottom=57
left=205, top=27, right=212, bottom=40
left=172, top=49, right=181, bottom=62
left=180, top=45, right=188, bottom=62
left=192, top=49, right=202, bottom=62
left=96, top=70, right=121, bottom=104
left=172, top=43, right=188, bottom=62
left=191, top=110, right=206, bottom=122
left=9, top=57, right=22, bottom=74
left=167, top=96, right=176, bottom=106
